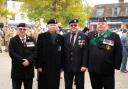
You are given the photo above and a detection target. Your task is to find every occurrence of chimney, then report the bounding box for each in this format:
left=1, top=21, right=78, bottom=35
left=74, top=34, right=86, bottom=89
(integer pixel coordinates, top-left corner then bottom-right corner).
left=119, top=0, right=124, bottom=3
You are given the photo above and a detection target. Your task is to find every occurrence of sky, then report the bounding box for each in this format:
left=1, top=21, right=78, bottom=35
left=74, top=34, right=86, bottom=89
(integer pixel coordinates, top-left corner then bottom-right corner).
left=87, top=0, right=128, bottom=6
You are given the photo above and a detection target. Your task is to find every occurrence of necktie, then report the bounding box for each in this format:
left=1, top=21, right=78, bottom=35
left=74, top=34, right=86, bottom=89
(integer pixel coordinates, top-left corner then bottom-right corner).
left=70, top=33, right=75, bottom=49
left=21, top=38, right=26, bottom=47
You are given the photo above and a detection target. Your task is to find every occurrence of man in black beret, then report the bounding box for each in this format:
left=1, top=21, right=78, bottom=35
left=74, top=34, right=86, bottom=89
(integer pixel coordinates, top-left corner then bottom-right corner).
left=36, top=19, right=64, bottom=89
left=9, top=23, right=36, bottom=89
left=87, top=17, right=122, bottom=89
left=63, top=19, right=88, bottom=89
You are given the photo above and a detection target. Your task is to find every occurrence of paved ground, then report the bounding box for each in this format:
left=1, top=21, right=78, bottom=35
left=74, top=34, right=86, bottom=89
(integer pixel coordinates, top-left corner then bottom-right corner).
left=0, top=51, right=128, bottom=89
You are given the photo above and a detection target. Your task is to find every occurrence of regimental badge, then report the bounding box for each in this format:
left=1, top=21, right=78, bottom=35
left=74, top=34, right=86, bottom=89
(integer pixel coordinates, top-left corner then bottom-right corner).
left=106, top=44, right=111, bottom=50
left=78, top=36, right=81, bottom=39
left=74, top=19, right=76, bottom=22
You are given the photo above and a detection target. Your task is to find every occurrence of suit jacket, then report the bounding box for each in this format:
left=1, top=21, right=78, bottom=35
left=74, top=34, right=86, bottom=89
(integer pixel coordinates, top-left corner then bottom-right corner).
left=63, top=31, right=88, bottom=72
left=88, top=31, right=122, bottom=74
left=9, top=35, right=36, bottom=79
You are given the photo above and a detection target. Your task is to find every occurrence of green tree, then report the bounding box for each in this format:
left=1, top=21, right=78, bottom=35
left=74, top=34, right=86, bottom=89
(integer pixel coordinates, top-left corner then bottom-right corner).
left=0, top=0, right=12, bottom=18
left=22, top=0, right=92, bottom=26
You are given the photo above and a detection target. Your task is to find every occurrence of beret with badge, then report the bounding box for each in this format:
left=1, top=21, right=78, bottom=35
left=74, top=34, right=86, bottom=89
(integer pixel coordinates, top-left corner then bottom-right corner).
left=98, top=17, right=106, bottom=22
left=17, top=23, right=27, bottom=27
left=69, top=19, right=79, bottom=24
left=47, top=19, right=57, bottom=25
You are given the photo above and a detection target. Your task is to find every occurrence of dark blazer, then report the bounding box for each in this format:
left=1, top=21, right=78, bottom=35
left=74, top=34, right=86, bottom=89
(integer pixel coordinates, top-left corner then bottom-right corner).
left=9, top=35, right=36, bottom=79
left=63, top=31, right=88, bottom=72
left=88, top=31, right=122, bottom=74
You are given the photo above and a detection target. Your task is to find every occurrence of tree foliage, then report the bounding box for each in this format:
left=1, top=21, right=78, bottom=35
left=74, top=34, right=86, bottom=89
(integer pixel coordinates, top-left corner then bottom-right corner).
left=0, top=0, right=12, bottom=18
left=22, top=0, right=92, bottom=26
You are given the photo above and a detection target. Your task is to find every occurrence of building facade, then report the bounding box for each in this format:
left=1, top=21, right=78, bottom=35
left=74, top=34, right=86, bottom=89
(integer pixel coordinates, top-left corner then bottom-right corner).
left=89, top=0, right=128, bottom=30
left=6, top=0, right=34, bottom=27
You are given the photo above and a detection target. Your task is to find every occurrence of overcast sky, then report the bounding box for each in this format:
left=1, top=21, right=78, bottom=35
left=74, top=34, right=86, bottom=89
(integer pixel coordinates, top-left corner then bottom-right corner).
left=87, top=0, right=128, bottom=6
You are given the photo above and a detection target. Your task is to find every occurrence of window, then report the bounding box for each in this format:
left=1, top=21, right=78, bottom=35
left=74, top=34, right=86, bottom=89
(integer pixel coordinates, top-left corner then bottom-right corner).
left=12, top=3, right=16, bottom=8
left=125, top=6, right=128, bottom=16
left=96, top=8, right=104, bottom=17
left=112, top=7, right=120, bottom=17
left=10, top=15, right=15, bottom=20
left=20, top=14, right=25, bottom=20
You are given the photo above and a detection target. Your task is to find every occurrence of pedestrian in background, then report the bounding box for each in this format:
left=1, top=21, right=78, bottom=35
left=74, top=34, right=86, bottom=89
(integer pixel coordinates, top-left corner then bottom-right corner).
left=9, top=23, right=36, bottom=89
left=120, top=30, right=128, bottom=73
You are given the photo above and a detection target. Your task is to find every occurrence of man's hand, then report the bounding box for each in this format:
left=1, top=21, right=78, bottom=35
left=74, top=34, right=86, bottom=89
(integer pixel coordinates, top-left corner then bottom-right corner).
left=81, top=67, right=87, bottom=72
left=22, top=59, right=30, bottom=67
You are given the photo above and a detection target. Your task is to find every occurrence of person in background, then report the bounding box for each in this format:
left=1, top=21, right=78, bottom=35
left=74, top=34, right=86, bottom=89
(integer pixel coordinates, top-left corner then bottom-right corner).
left=120, top=30, right=128, bottom=73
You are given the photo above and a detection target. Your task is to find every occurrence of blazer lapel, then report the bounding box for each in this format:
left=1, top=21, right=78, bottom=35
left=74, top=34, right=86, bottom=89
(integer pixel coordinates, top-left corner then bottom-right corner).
left=15, top=35, right=24, bottom=47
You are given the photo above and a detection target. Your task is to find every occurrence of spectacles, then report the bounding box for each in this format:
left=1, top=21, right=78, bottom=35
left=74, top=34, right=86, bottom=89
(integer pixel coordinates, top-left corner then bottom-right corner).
left=19, top=28, right=26, bottom=31
left=70, top=24, right=77, bottom=27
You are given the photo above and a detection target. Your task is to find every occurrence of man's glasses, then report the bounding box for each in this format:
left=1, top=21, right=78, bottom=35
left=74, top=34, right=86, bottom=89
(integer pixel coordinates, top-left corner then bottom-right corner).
left=70, top=24, right=78, bottom=27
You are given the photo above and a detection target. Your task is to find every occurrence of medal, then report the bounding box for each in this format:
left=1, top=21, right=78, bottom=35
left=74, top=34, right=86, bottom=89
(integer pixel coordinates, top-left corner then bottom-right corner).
left=106, top=44, right=111, bottom=50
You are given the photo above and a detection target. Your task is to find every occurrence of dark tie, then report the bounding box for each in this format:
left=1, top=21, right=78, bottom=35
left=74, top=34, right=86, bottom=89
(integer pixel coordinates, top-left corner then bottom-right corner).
left=21, top=38, right=26, bottom=47
left=70, top=33, right=75, bottom=49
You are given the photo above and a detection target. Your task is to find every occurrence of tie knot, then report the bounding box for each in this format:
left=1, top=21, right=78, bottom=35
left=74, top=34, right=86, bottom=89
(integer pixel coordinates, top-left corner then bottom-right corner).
left=72, top=33, right=76, bottom=36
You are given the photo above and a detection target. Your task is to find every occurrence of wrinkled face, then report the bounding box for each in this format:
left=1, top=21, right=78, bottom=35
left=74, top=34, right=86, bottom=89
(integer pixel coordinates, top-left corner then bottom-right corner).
left=70, top=23, right=80, bottom=32
left=17, top=27, right=27, bottom=37
left=47, top=24, right=58, bottom=32
left=97, top=22, right=108, bottom=33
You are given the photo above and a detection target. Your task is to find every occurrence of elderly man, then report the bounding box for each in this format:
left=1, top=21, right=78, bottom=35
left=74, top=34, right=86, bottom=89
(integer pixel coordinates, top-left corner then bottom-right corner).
left=9, top=23, right=36, bottom=89
left=88, top=17, right=122, bottom=89
left=36, top=19, right=64, bottom=89
left=63, top=19, right=88, bottom=89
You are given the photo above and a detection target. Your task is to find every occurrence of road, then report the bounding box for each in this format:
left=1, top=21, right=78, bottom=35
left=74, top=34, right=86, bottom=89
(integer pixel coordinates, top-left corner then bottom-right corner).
left=0, top=52, right=128, bottom=89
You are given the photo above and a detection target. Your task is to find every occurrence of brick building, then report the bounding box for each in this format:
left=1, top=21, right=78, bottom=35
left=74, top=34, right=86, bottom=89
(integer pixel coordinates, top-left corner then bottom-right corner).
left=89, top=0, right=128, bottom=30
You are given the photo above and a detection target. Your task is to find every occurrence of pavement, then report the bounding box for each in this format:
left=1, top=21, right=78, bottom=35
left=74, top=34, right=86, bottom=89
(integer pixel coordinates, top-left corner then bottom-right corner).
left=0, top=51, right=128, bottom=89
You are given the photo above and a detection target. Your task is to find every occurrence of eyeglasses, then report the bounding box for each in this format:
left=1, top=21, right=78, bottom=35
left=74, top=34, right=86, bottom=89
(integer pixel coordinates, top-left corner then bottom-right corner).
left=19, top=28, right=26, bottom=31
left=70, top=24, right=78, bottom=27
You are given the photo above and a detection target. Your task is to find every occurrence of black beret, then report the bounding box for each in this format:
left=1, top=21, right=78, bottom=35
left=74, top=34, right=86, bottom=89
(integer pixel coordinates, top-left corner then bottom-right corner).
left=98, top=17, right=106, bottom=22
left=17, top=23, right=27, bottom=27
left=47, top=19, right=57, bottom=24
left=69, top=19, right=79, bottom=24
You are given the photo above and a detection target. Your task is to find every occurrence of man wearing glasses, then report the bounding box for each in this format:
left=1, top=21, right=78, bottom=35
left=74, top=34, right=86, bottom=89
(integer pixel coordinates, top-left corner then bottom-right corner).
left=9, top=23, right=36, bottom=89
left=63, top=19, right=88, bottom=89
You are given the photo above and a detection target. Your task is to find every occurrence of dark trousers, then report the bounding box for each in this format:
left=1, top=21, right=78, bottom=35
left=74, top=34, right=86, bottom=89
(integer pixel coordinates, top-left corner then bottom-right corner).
left=12, top=78, right=33, bottom=89
left=64, top=72, right=84, bottom=89
left=89, top=72, right=115, bottom=89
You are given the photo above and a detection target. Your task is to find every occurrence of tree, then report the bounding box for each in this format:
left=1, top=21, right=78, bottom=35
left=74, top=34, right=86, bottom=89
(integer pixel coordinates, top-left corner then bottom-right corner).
left=22, top=0, right=92, bottom=26
left=0, top=0, right=12, bottom=18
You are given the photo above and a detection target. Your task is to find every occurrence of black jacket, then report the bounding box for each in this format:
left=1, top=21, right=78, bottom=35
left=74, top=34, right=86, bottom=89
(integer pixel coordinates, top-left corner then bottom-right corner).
left=63, top=31, right=88, bottom=72
left=9, top=35, right=36, bottom=79
left=88, top=31, right=122, bottom=74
